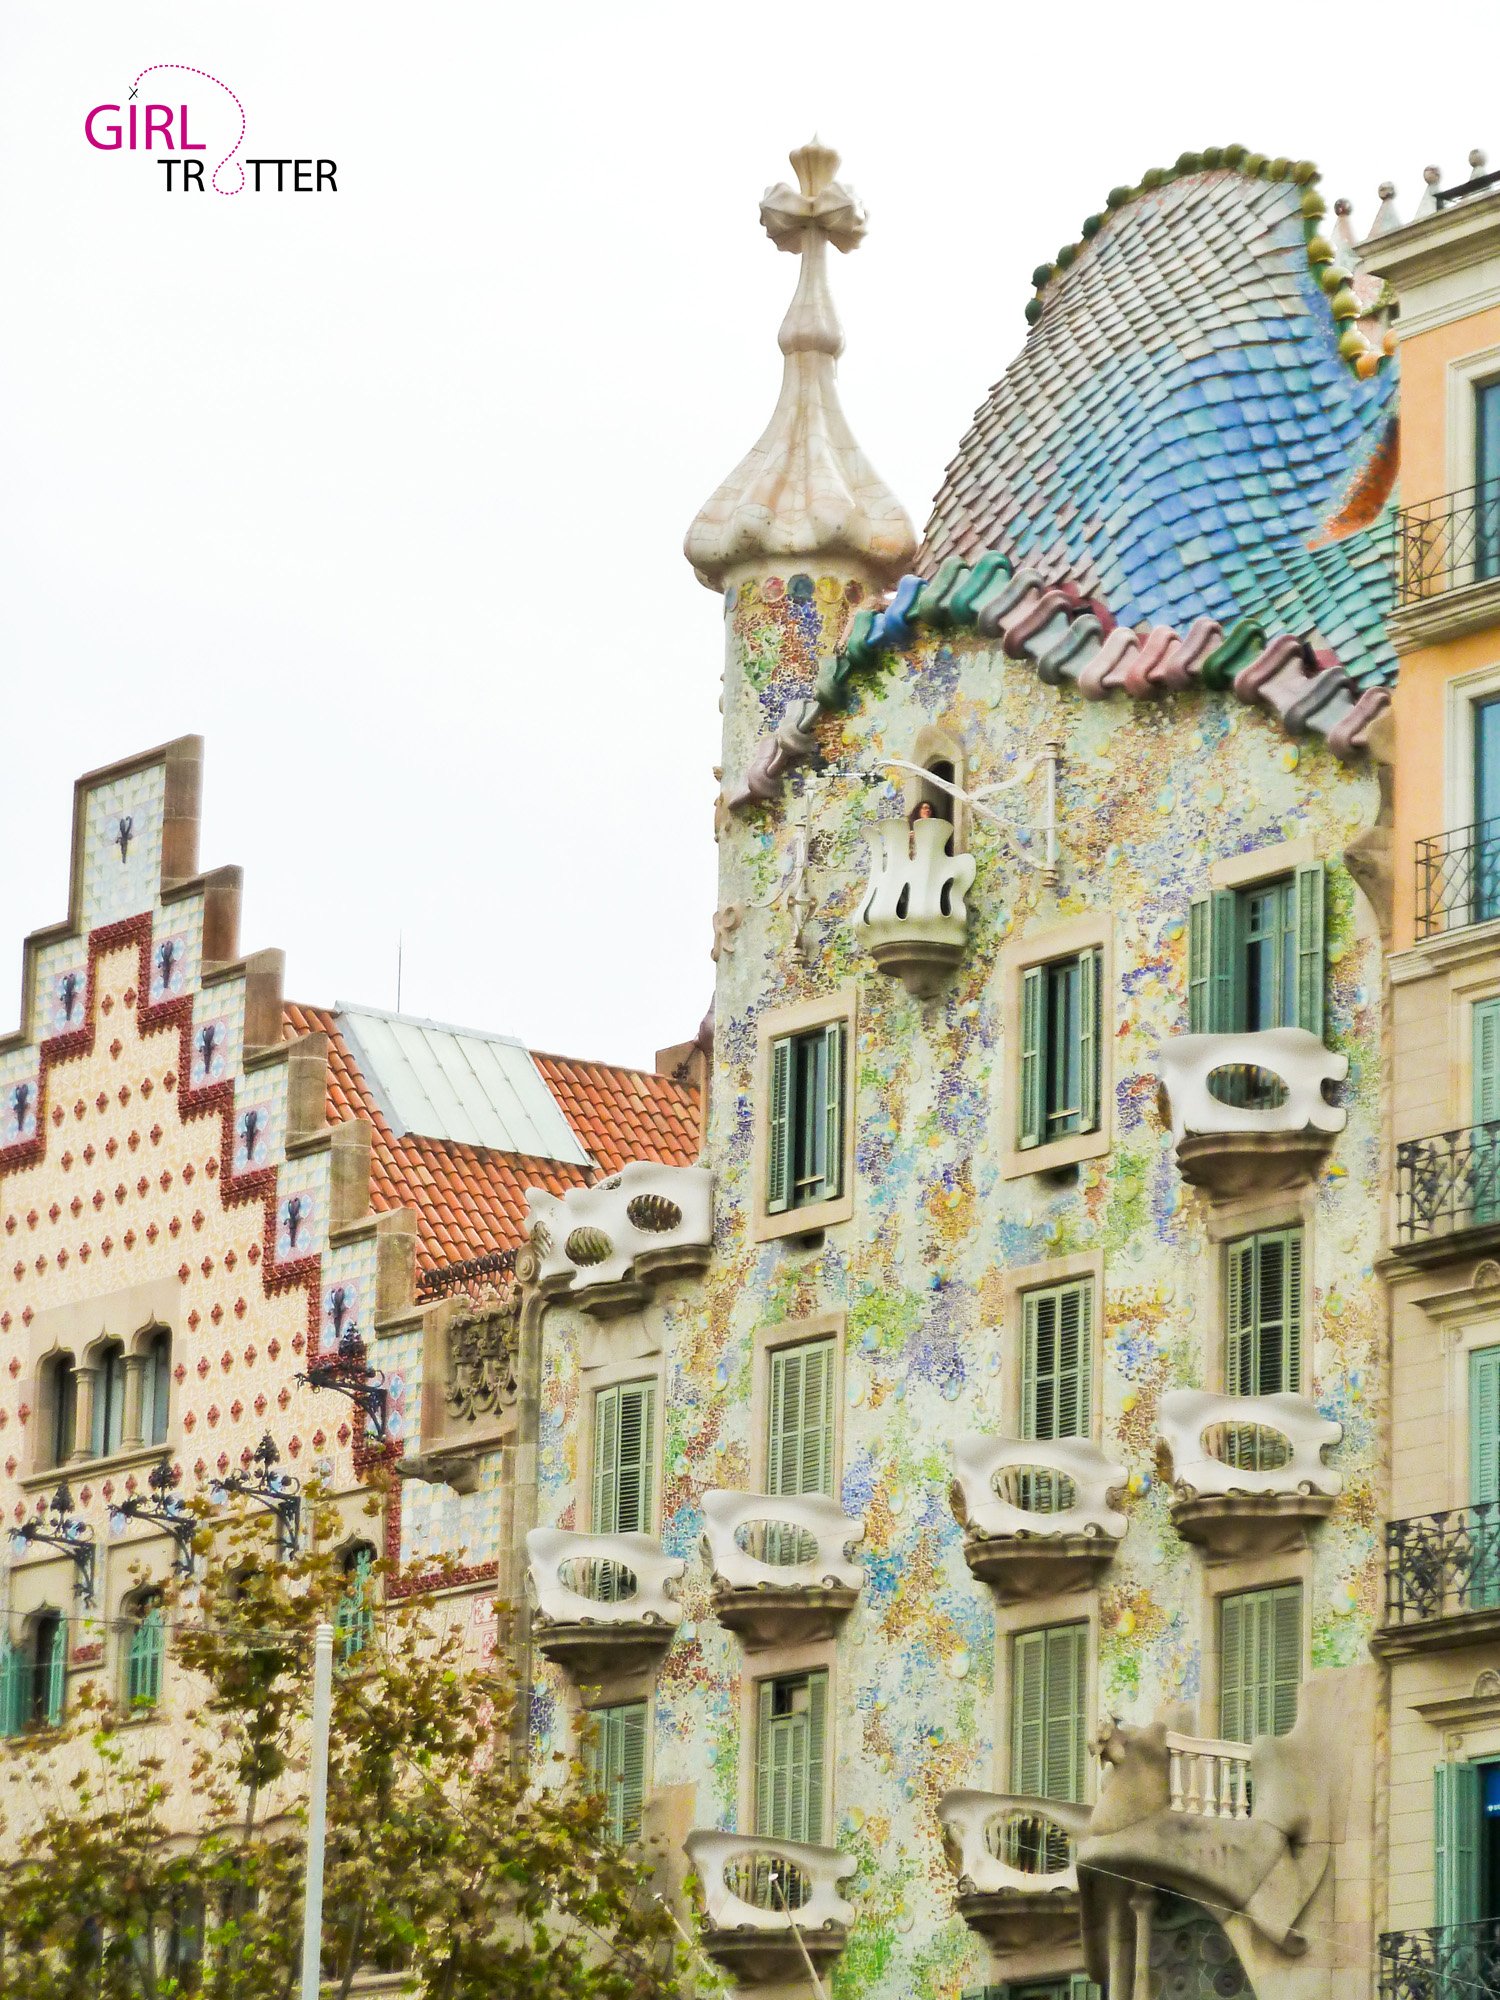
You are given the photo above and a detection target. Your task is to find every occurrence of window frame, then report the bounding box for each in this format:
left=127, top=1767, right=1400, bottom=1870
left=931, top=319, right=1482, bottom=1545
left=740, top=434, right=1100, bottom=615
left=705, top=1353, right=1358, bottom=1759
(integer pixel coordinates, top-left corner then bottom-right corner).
left=752, top=989, right=858, bottom=1243
left=752, top=1315, right=845, bottom=1496
left=1008, top=1621, right=1090, bottom=1806
left=124, top=1590, right=166, bottom=1711
left=752, top=1667, right=830, bottom=1847
left=1020, top=1278, right=1096, bottom=1445
left=1224, top=1227, right=1305, bottom=1399
left=335, top=1544, right=378, bottom=1669
left=590, top=1378, right=658, bottom=1538
left=1002, top=917, right=1113, bottom=1180
left=582, top=1697, right=650, bottom=1845
left=1190, top=861, right=1326, bottom=1041
left=1218, top=1582, right=1303, bottom=1743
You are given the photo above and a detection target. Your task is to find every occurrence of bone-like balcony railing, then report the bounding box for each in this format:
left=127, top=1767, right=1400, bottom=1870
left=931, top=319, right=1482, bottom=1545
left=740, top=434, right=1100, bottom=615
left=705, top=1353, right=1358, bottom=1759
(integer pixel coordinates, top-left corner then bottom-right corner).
left=1158, top=1390, right=1342, bottom=1499
left=526, top=1527, right=685, bottom=1628
left=854, top=817, right=976, bottom=994
left=525, top=1163, right=712, bottom=1309
left=1165, top=1732, right=1253, bottom=1819
left=701, top=1489, right=864, bottom=1591
left=950, top=1434, right=1127, bottom=1541
left=938, top=1790, right=1089, bottom=1895
left=1155, top=1027, right=1347, bottom=1144
left=684, top=1831, right=856, bottom=1933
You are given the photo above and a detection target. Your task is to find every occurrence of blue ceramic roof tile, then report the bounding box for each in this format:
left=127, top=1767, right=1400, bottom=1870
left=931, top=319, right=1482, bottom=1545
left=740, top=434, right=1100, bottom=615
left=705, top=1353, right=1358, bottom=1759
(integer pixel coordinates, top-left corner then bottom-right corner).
left=921, top=169, right=1397, bottom=687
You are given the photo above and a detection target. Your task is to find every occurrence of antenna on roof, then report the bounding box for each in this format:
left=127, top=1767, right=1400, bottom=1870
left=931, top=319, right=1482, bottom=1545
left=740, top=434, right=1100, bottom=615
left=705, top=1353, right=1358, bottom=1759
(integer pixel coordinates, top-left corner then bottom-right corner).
left=396, top=933, right=404, bottom=1014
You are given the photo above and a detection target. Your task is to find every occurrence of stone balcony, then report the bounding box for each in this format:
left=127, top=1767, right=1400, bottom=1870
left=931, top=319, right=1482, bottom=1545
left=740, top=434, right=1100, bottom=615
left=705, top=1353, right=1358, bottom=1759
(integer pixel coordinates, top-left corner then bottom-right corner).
left=937, top=1789, right=1088, bottom=1953
left=525, top=1163, right=712, bottom=1317
left=854, top=815, right=977, bottom=997
left=701, top=1489, right=864, bottom=1646
left=525, top=1527, right=684, bottom=1679
left=683, top=1830, right=856, bottom=1987
left=1158, top=1390, right=1342, bottom=1560
left=1155, top=1027, right=1346, bottom=1199
left=950, top=1435, right=1127, bottom=1601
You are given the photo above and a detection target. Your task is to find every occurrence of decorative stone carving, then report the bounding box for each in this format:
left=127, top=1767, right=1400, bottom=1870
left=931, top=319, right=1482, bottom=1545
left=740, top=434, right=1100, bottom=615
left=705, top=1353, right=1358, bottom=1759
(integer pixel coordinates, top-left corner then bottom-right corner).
left=443, top=1302, right=518, bottom=1423
left=854, top=818, right=977, bottom=996
left=701, top=1488, right=864, bottom=1646
left=1159, top=1389, right=1342, bottom=1559
left=950, top=1434, right=1127, bottom=1601
left=938, top=1789, right=1088, bottom=1951
left=1155, top=1027, right=1347, bottom=1198
left=525, top=1526, right=684, bottom=1679
left=525, top=1163, right=712, bottom=1317
left=683, top=1829, right=855, bottom=1986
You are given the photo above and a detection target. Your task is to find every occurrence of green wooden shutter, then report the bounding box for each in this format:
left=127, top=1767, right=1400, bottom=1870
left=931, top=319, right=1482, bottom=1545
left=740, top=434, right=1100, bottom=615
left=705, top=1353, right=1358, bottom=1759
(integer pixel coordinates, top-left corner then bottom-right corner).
left=1210, top=889, right=1238, bottom=1032
left=1282, top=1231, right=1304, bottom=1395
left=767, top=1340, right=835, bottom=1499
left=1226, top=1239, right=1255, bottom=1397
left=1189, top=894, right=1212, bottom=1033
left=44, top=1619, right=66, bottom=1728
left=1472, top=1348, right=1500, bottom=1507
left=1435, top=1761, right=1483, bottom=1928
left=1220, top=1593, right=1245, bottom=1742
left=587, top=1702, right=647, bottom=1844
left=618, top=1701, right=647, bottom=1842
left=614, top=1382, right=654, bottom=1536
left=0, top=1642, right=22, bottom=1737
left=1023, top=1283, right=1092, bottom=1442
left=755, top=1679, right=776, bottom=1837
left=335, top=1553, right=375, bottom=1667
left=1077, top=948, right=1101, bottom=1134
left=820, top=1022, right=844, bottom=1203
left=1011, top=1631, right=1047, bottom=1796
left=767, top=1035, right=793, bottom=1214
left=805, top=1671, right=827, bottom=1845
left=1476, top=1002, right=1500, bottom=1126
left=1043, top=1625, right=1087, bottom=1804
left=592, top=1384, right=620, bottom=1534
left=1069, top=1979, right=1104, bottom=2000
left=1293, top=862, right=1326, bottom=1039
left=1019, top=967, right=1045, bottom=1149
left=128, top=1603, right=164, bottom=1707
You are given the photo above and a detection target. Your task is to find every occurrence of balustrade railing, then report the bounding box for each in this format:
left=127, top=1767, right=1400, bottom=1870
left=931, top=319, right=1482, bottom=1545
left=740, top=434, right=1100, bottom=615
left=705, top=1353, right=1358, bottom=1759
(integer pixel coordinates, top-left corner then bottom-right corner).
left=1165, top=1732, right=1252, bottom=1820
left=1384, top=1504, right=1500, bottom=1628
left=1396, top=483, right=1500, bottom=606
left=1415, top=823, right=1500, bottom=939
left=1379, top=1919, right=1500, bottom=2000
left=1395, top=1120, right=1500, bottom=1245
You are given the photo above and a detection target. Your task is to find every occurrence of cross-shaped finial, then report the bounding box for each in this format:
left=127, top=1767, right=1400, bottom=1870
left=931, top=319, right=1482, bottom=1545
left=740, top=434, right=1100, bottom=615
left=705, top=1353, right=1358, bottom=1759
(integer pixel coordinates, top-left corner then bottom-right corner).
left=759, top=139, right=867, bottom=359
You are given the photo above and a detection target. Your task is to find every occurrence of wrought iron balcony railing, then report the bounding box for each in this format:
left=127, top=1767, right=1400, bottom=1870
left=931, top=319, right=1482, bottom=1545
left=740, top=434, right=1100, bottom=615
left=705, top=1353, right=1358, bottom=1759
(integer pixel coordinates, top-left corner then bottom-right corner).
left=1395, top=483, right=1500, bottom=606
left=417, top=1246, right=516, bottom=1302
left=1383, top=1504, right=1500, bottom=1629
left=1379, top=1918, right=1500, bottom=2000
left=1395, top=1120, right=1500, bottom=1247
left=1415, top=821, right=1500, bottom=939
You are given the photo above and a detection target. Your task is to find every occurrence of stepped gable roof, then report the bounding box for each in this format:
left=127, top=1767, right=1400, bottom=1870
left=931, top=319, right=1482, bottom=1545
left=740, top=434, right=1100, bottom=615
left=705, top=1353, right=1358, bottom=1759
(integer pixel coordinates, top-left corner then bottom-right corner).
left=283, top=1003, right=699, bottom=1280
left=922, top=152, right=1398, bottom=690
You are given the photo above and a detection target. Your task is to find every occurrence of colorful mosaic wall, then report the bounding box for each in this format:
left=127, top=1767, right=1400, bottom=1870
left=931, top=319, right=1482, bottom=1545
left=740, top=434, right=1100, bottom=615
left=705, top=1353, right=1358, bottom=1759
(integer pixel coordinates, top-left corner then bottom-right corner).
left=532, top=573, right=1386, bottom=1998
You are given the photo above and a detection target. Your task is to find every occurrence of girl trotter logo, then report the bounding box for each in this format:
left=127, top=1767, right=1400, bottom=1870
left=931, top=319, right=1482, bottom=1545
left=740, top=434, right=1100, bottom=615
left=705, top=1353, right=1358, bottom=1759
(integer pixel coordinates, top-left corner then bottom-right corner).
left=84, top=65, right=336, bottom=195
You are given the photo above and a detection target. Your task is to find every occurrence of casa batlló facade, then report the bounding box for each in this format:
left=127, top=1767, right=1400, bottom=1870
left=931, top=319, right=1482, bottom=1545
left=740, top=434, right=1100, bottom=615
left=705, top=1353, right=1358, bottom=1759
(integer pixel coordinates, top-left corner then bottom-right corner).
left=520, top=142, right=1403, bottom=2000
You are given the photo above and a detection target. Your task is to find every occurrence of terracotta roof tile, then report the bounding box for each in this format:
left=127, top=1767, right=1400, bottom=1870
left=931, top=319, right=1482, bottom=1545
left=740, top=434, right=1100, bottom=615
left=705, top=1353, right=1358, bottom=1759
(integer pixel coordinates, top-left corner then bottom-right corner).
left=281, top=1004, right=699, bottom=1279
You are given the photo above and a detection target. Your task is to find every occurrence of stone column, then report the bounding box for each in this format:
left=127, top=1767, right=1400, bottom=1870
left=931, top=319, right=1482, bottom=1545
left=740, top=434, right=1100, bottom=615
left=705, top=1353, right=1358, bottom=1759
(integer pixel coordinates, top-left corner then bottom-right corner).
left=122, top=1353, right=147, bottom=1449
left=71, top=1365, right=98, bottom=1462
left=1131, top=1886, right=1157, bottom=1999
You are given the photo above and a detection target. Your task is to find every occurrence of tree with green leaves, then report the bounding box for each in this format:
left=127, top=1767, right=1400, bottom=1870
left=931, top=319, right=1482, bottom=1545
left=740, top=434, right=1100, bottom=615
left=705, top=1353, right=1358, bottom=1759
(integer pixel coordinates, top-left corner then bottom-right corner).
left=0, top=1483, right=689, bottom=2000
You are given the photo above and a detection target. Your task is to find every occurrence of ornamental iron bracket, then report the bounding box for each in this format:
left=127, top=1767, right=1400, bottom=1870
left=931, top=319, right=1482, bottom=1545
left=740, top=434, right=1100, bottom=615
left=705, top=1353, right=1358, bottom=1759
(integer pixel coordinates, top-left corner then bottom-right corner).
left=110, top=1456, right=199, bottom=1576
left=10, top=1482, right=98, bottom=1604
left=296, top=1326, right=390, bottom=1443
left=211, top=1433, right=302, bottom=1555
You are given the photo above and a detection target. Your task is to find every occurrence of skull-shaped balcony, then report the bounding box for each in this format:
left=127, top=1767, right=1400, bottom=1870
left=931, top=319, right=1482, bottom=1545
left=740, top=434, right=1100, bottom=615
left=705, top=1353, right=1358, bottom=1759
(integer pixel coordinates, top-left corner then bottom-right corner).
left=1155, top=1028, right=1347, bottom=1200
left=938, top=1790, right=1088, bottom=1953
left=1158, top=1390, right=1342, bottom=1560
left=701, top=1489, right=864, bottom=1647
left=950, top=1436, right=1127, bottom=1602
left=683, top=1831, right=856, bottom=1987
left=854, top=816, right=977, bottom=997
left=525, top=1163, right=712, bottom=1318
left=525, top=1527, right=684, bottom=1679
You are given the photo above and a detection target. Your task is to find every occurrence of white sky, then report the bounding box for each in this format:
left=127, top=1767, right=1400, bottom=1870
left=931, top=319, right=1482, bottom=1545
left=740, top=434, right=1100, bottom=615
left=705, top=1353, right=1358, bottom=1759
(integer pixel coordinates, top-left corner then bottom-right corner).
left=0, top=2, right=1485, bottom=1068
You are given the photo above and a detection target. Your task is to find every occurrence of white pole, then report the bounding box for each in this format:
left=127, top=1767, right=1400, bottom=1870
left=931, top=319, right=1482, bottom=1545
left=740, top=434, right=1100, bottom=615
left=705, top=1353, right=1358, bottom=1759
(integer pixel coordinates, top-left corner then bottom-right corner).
left=299, top=1621, right=335, bottom=2000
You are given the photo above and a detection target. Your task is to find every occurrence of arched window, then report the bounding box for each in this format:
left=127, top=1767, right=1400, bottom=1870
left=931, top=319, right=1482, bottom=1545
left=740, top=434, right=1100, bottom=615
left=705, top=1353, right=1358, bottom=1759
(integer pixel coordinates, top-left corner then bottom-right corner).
left=141, top=1329, right=172, bottom=1447
left=1, top=1612, right=66, bottom=1733
left=42, top=1353, right=78, bottom=1468
left=92, top=1340, right=126, bottom=1458
left=335, top=1544, right=377, bottom=1667
left=125, top=1592, right=165, bottom=1710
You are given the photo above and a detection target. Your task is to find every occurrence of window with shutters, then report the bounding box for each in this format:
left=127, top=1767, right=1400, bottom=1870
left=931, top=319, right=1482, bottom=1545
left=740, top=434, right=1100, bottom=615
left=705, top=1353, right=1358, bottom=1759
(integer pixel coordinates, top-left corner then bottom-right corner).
left=584, top=1700, right=648, bottom=1844
left=1018, top=1280, right=1093, bottom=1512
left=1188, top=865, right=1326, bottom=1052
left=1010, top=1622, right=1088, bottom=1870
left=335, top=1545, right=378, bottom=1668
left=591, top=1379, right=656, bottom=1603
left=141, top=1328, right=172, bottom=1447
left=1469, top=1347, right=1500, bottom=1611
left=1019, top=949, right=1103, bottom=1150
left=763, top=1336, right=837, bottom=1564
left=767, top=1022, right=846, bottom=1216
left=1223, top=1230, right=1303, bottom=1468
left=92, top=1339, right=127, bottom=1459
left=7, top=1612, right=67, bottom=1732
left=754, top=1670, right=828, bottom=1864
left=41, top=1352, right=78, bottom=1469
left=124, top=1592, right=165, bottom=1709
left=1219, top=1584, right=1301, bottom=1742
